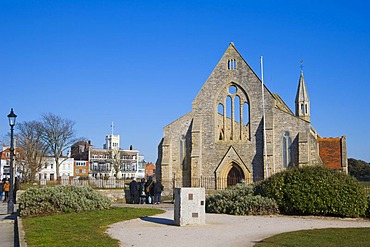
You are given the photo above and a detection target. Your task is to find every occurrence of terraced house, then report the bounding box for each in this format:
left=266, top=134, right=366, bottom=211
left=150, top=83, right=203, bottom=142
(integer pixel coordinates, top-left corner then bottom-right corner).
left=156, top=43, right=347, bottom=189
left=71, top=134, right=143, bottom=179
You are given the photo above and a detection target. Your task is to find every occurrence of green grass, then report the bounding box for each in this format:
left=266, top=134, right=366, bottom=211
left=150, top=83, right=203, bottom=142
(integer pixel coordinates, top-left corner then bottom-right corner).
left=359, top=181, right=370, bottom=185
left=359, top=182, right=370, bottom=194
left=22, top=207, right=164, bottom=247
left=255, top=227, right=370, bottom=247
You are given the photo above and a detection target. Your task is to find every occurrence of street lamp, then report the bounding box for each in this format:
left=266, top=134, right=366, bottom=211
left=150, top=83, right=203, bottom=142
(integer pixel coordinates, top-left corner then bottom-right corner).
left=7, top=108, right=17, bottom=214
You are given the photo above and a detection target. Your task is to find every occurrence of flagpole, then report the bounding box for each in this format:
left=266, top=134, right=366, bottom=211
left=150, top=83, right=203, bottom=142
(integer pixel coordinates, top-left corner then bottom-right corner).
left=260, top=56, right=268, bottom=178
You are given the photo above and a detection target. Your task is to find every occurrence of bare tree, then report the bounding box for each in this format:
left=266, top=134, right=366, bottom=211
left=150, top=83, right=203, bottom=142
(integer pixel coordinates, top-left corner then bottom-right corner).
left=16, top=121, right=47, bottom=182
left=40, top=113, right=79, bottom=178
left=111, top=148, right=122, bottom=177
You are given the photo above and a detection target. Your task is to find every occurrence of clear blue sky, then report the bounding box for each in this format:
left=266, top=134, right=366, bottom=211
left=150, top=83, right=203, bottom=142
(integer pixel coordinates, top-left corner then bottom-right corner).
left=1, top=1, right=369, bottom=163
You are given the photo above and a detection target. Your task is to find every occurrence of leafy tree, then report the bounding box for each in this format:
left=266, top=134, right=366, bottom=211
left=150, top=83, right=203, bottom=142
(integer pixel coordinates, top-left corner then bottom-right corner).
left=348, top=158, right=370, bottom=180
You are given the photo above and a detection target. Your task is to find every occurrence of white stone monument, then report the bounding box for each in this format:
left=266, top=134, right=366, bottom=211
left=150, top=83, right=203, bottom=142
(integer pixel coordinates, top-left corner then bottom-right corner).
left=174, top=187, right=206, bottom=226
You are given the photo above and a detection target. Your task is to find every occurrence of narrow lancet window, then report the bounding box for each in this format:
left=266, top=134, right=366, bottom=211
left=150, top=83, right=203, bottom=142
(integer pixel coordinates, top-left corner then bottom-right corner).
left=282, top=131, right=292, bottom=168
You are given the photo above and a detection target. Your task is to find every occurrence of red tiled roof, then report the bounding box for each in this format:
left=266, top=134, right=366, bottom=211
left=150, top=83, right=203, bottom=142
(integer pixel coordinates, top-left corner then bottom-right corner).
left=318, top=137, right=342, bottom=169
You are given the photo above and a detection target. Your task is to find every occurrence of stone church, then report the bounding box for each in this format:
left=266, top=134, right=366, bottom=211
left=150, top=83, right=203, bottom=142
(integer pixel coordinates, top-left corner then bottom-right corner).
left=156, top=43, right=347, bottom=189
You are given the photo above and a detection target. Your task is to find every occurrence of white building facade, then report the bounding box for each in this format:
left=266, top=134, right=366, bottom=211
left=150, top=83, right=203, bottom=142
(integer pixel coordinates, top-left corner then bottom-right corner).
left=37, top=157, right=74, bottom=181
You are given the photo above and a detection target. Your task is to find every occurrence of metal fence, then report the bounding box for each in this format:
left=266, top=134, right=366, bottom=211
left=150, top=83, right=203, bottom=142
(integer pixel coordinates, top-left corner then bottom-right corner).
left=37, top=178, right=370, bottom=200
left=161, top=176, right=253, bottom=192
left=38, top=176, right=252, bottom=191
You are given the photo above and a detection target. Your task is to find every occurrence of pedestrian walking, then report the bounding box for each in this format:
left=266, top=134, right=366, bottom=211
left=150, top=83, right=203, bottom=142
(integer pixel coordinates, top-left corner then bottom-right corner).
left=153, top=179, right=164, bottom=204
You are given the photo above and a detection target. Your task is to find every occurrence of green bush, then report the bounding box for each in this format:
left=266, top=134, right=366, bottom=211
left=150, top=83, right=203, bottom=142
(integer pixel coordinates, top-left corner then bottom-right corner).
left=19, top=185, right=111, bottom=217
left=254, top=166, right=368, bottom=218
left=206, top=183, right=279, bottom=215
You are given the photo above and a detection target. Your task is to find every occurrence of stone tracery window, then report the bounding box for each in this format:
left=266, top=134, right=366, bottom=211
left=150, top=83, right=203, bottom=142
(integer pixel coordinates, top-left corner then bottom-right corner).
left=216, top=84, right=250, bottom=142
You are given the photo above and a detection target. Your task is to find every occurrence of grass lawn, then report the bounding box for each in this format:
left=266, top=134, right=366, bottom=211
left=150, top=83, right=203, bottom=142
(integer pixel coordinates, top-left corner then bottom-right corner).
left=255, top=227, right=370, bottom=247
left=22, top=207, right=164, bottom=247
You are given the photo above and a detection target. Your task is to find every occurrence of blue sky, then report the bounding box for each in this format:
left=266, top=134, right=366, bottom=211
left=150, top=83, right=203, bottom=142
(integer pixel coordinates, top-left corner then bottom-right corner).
left=0, top=0, right=369, bottom=163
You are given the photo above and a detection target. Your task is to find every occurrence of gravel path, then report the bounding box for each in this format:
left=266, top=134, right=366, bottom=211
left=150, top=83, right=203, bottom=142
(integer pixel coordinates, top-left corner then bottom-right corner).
left=107, top=206, right=370, bottom=247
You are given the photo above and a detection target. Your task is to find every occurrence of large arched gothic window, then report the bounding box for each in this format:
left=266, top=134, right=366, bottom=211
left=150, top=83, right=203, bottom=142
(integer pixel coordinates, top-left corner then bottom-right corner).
left=216, top=84, right=250, bottom=142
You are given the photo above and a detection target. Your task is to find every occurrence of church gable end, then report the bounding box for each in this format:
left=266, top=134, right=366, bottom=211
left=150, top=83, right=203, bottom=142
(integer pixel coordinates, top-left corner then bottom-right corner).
left=157, top=43, right=346, bottom=190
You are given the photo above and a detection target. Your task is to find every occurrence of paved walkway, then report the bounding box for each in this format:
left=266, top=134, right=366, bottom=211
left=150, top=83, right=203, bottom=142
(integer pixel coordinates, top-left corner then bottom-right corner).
left=107, top=204, right=370, bottom=247
left=0, top=201, right=18, bottom=247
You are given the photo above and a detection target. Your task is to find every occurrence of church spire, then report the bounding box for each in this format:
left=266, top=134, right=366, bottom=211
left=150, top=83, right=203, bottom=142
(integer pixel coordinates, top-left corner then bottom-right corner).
left=295, top=62, right=310, bottom=122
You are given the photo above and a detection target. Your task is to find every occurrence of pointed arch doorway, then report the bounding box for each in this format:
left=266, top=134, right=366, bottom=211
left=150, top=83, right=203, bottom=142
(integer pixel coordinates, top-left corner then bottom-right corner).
left=215, top=146, right=251, bottom=189
left=227, top=163, right=244, bottom=187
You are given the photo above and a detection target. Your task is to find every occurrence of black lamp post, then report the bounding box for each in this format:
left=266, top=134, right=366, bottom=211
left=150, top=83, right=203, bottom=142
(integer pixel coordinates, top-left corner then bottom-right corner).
left=7, top=108, right=17, bottom=214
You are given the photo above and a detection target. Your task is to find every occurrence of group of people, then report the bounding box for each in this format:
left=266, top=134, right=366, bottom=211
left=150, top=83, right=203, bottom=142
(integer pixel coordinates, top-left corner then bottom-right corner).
left=129, top=176, right=164, bottom=205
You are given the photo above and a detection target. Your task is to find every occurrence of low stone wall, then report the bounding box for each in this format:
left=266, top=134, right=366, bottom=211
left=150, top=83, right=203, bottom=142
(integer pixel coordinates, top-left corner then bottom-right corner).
left=95, top=189, right=127, bottom=203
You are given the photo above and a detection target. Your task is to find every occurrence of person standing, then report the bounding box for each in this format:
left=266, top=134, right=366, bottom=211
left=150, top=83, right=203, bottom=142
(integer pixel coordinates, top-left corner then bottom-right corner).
left=153, top=179, right=164, bottom=204
left=145, top=176, right=154, bottom=204
left=138, top=178, right=146, bottom=204
left=3, top=180, right=10, bottom=202
left=129, top=178, right=139, bottom=204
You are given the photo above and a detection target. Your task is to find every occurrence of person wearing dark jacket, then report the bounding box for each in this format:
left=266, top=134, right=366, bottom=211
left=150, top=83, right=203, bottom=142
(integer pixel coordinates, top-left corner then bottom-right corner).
left=153, top=179, right=164, bottom=204
left=145, top=176, right=154, bottom=204
left=129, top=178, right=139, bottom=204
